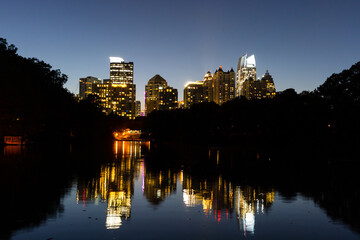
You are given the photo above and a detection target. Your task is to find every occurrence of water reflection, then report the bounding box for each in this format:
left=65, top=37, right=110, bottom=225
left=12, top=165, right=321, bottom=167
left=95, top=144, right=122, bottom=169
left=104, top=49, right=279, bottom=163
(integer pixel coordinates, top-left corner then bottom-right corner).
left=181, top=173, right=275, bottom=235
left=3, top=141, right=360, bottom=239
left=182, top=174, right=234, bottom=220
left=0, top=145, right=75, bottom=240
left=3, top=145, right=22, bottom=156
left=144, top=168, right=177, bottom=205
left=235, top=186, right=275, bottom=235
left=77, top=141, right=145, bottom=229
left=73, top=141, right=360, bottom=237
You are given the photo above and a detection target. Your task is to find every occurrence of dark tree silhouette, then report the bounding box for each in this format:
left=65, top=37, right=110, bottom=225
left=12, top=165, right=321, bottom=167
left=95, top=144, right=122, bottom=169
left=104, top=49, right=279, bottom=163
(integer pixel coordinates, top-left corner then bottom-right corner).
left=315, top=61, right=360, bottom=105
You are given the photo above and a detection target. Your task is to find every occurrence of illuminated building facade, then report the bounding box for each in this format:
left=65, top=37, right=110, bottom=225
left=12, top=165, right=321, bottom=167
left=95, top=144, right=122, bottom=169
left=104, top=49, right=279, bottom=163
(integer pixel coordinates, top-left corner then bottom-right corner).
left=79, top=58, right=136, bottom=118
left=159, top=86, right=178, bottom=111
left=203, top=71, right=214, bottom=102
left=93, top=81, right=136, bottom=118
left=145, top=74, right=167, bottom=115
left=94, top=80, right=111, bottom=113
left=108, top=57, right=136, bottom=118
left=79, top=76, right=101, bottom=100
left=110, top=57, right=134, bottom=84
left=260, top=70, right=276, bottom=98
left=208, top=66, right=235, bottom=105
left=135, top=101, right=141, bottom=117
left=183, top=68, right=234, bottom=107
left=178, top=100, right=185, bottom=109
left=145, top=74, right=177, bottom=115
left=237, top=54, right=257, bottom=97
left=242, top=70, right=276, bottom=100
left=110, top=83, right=136, bottom=118
left=184, top=81, right=208, bottom=108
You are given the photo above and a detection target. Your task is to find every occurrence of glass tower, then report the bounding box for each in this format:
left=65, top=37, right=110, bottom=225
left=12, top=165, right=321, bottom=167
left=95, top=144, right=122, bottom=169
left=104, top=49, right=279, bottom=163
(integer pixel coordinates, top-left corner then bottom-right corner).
left=236, top=54, right=257, bottom=97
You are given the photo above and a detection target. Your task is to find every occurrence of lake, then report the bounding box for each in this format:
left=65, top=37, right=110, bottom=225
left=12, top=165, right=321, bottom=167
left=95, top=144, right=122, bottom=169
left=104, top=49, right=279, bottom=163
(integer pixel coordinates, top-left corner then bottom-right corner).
left=1, top=141, right=359, bottom=240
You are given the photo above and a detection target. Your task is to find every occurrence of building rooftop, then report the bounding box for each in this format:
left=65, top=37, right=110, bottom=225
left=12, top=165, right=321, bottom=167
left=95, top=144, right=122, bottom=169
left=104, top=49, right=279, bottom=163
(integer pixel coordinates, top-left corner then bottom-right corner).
left=148, top=74, right=168, bottom=85
left=109, top=57, right=124, bottom=63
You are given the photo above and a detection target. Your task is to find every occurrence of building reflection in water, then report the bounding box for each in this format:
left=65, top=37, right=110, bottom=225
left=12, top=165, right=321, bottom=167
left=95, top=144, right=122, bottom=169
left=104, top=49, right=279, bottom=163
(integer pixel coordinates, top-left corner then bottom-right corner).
left=235, top=186, right=275, bottom=236
left=144, top=168, right=178, bottom=205
left=76, top=141, right=275, bottom=234
left=182, top=173, right=234, bottom=220
left=182, top=171, right=275, bottom=236
left=77, top=141, right=146, bottom=230
left=3, top=145, right=22, bottom=158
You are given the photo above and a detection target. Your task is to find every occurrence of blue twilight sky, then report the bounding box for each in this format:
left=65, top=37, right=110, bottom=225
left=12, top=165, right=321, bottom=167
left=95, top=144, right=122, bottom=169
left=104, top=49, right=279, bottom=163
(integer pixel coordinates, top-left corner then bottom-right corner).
left=1, top=0, right=360, bottom=108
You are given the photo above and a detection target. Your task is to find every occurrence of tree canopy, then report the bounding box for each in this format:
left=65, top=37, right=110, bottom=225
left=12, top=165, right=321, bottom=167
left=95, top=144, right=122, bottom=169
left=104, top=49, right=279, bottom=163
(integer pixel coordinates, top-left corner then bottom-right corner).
left=316, top=61, right=360, bottom=105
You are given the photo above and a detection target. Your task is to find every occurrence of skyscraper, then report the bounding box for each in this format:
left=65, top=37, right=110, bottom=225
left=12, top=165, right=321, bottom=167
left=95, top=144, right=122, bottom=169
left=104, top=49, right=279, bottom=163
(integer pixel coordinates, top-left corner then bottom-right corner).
left=208, top=66, right=235, bottom=105
left=94, top=79, right=112, bottom=114
left=203, top=71, right=214, bottom=103
left=260, top=70, right=276, bottom=98
left=109, top=57, right=136, bottom=119
left=159, top=86, right=178, bottom=111
left=184, top=81, right=208, bottom=108
left=78, top=58, right=137, bottom=119
left=79, top=76, right=101, bottom=100
left=110, top=57, right=134, bottom=84
left=237, top=54, right=256, bottom=97
left=145, top=74, right=167, bottom=115
left=183, top=67, right=235, bottom=107
left=145, top=74, right=178, bottom=114
left=241, top=70, right=276, bottom=100
left=135, top=101, right=141, bottom=117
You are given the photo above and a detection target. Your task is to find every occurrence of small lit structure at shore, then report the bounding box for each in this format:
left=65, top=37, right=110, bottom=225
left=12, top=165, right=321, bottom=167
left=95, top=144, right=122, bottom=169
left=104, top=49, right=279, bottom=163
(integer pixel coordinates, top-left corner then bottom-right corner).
left=4, top=136, right=23, bottom=145
left=113, top=129, right=142, bottom=140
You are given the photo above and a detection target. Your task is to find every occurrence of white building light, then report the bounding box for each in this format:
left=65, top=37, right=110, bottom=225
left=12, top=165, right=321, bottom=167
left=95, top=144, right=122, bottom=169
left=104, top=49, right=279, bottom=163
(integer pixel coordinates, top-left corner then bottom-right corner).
left=109, top=57, right=124, bottom=63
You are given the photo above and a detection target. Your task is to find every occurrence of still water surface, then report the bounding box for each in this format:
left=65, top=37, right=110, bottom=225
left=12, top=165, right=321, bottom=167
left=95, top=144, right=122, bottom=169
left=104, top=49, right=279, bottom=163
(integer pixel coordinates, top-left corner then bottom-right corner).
left=1, top=141, right=359, bottom=240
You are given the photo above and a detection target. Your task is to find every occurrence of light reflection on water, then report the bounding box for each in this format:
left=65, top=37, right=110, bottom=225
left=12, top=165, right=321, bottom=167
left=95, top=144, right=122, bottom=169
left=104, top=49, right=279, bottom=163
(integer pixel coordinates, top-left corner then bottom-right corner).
left=75, top=141, right=276, bottom=236
left=2, top=141, right=360, bottom=240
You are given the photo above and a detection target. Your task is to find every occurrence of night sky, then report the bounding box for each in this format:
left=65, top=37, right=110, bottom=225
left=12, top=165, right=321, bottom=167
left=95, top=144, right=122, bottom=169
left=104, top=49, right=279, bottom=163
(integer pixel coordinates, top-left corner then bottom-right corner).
left=1, top=0, right=359, bottom=108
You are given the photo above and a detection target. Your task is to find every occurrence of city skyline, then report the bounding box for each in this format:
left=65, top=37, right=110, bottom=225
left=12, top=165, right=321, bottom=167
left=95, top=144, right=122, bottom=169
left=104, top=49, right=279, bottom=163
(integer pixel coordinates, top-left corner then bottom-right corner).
left=1, top=0, right=360, bottom=107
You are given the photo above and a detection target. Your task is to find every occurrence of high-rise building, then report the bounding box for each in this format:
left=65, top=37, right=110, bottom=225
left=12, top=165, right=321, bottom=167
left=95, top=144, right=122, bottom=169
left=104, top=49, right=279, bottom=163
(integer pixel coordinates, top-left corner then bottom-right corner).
left=94, top=79, right=112, bottom=113
left=184, top=81, right=208, bottom=108
left=260, top=70, right=276, bottom=98
left=237, top=54, right=257, bottom=97
left=159, top=86, right=178, bottom=111
left=145, top=74, right=178, bottom=114
left=109, top=57, right=136, bottom=119
left=79, top=57, right=137, bottom=119
left=208, top=66, right=235, bottom=105
left=135, top=101, right=141, bottom=117
left=203, top=71, right=214, bottom=103
left=183, top=67, right=235, bottom=107
left=145, top=74, right=168, bottom=115
left=79, top=76, right=101, bottom=100
left=110, top=57, right=134, bottom=84
left=241, top=70, right=276, bottom=100
left=241, top=78, right=261, bottom=100
left=109, top=82, right=136, bottom=118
